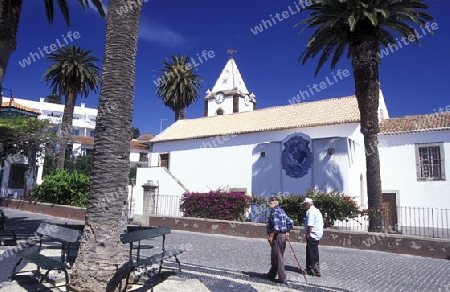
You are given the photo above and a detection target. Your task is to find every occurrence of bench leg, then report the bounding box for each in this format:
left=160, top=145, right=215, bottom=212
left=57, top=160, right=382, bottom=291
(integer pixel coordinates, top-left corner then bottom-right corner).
left=63, top=269, right=70, bottom=292
left=158, top=257, right=164, bottom=274
left=10, top=230, right=17, bottom=243
left=9, top=258, right=23, bottom=280
left=174, top=256, right=182, bottom=272
left=124, top=266, right=132, bottom=292
left=39, top=270, right=51, bottom=285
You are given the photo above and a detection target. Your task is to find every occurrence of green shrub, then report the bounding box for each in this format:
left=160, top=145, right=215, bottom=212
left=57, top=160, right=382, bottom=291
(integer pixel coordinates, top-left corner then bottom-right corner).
left=64, top=154, right=93, bottom=176
left=305, top=189, right=360, bottom=227
left=271, top=189, right=359, bottom=227
left=251, top=194, right=267, bottom=205
left=180, top=190, right=251, bottom=221
left=30, top=169, right=90, bottom=207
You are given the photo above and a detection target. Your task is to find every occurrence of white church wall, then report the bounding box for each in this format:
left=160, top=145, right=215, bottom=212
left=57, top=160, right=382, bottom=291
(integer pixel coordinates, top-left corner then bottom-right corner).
left=379, top=131, right=450, bottom=209
left=252, top=142, right=282, bottom=197
left=238, top=97, right=253, bottom=113
left=148, top=123, right=361, bottom=199
left=134, top=166, right=187, bottom=217
left=170, top=145, right=253, bottom=192
left=207, top=98, right=233, bottom=116
left=312, top=137, right=351, bottom=194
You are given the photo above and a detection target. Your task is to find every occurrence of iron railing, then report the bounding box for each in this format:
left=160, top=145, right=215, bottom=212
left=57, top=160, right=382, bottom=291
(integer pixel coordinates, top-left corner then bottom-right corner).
left=151, top=195, right=450, bottom=239
left=154, top=193, right=183, bottom=217
left=331, top=206, right=450, bottom=239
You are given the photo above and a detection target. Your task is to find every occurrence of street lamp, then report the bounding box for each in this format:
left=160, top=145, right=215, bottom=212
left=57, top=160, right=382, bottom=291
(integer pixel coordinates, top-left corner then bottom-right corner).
left=159, top=118, right=167, bottom=133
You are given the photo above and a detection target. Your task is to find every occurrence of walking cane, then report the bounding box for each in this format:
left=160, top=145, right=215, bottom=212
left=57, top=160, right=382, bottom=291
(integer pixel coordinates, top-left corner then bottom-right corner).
left=287, top=237, right=308, bottom=284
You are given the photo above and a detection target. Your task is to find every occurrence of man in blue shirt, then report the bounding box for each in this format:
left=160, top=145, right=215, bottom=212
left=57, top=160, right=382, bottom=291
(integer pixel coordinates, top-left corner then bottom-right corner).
left=303, top=197, right=323, bottom=277
left=265, top=196, right=294, bottom=284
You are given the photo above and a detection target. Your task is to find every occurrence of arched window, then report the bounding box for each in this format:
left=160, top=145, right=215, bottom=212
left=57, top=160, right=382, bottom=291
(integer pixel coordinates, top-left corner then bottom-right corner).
left=216, top=108, right=224, bottom=115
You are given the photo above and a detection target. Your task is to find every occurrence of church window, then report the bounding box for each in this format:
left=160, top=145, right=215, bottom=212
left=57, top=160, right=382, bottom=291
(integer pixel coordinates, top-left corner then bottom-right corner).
left=159, top=153, right=169, bottom=169
left=415, top=143, right=445, bottom=180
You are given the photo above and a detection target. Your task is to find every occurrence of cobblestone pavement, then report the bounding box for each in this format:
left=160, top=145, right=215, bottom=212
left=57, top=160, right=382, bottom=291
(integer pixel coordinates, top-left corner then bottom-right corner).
left=0, top=208, right=449, bottom=292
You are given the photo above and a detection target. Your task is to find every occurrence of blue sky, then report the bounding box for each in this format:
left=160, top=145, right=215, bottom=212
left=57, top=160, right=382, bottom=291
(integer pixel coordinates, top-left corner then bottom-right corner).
left=3, top=0, right=449, bottom=135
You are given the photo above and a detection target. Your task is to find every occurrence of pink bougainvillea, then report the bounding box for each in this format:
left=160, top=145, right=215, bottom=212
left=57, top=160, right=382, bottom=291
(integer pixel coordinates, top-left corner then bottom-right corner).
left=180, top=189, right=251, bottom=221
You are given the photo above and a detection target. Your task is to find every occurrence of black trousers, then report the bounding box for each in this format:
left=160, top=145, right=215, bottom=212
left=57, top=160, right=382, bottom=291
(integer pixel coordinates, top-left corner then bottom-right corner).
left=306, top=236, right=320, bottom=273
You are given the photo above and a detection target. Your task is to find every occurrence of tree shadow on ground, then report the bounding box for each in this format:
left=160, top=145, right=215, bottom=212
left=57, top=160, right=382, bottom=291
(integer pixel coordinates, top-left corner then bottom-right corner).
left=119, top=270, right=178, bottom=292
left=241, top=268, right=353, bottom=292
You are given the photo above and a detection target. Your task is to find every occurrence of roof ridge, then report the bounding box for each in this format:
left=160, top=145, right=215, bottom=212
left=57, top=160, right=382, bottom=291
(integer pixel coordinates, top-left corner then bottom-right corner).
left=178, top=94, right=358, bottom=123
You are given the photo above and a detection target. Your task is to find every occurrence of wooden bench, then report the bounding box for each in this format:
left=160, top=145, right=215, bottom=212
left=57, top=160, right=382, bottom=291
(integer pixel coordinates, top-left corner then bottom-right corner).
left=120, top=226, right=185, bottom=290
left=0, top=209, right=16, bottom=245
left=10, top=222, right=81, bottom=291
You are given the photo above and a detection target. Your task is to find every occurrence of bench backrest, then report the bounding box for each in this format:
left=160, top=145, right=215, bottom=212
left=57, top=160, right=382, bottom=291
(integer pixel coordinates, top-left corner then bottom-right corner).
left=120, top=226, right=171, bottom=244
left=36, top=222, right=80, bottom=243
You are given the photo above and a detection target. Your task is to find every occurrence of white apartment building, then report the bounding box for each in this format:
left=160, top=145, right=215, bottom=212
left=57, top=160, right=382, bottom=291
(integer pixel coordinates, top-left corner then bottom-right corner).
left=0, top=97, right=151, bottom=198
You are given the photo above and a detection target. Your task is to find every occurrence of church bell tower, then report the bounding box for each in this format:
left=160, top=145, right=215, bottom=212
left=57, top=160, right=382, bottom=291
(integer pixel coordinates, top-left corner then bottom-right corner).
left=204, top=50, right=256, bottom=117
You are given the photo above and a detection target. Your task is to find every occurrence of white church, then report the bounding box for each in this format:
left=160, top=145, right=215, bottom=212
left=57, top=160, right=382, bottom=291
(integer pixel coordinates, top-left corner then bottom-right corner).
left=135, top=56, right=450, bottom=229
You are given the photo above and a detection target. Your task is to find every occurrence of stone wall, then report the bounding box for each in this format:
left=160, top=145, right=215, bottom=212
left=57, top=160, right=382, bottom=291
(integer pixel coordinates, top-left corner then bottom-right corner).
left=0, top=199, right=85, bottom=221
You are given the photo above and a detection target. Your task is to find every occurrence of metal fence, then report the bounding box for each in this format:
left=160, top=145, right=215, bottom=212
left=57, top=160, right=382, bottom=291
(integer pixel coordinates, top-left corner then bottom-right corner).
left=152, top=195, right=450, bottom=239
left=154, top=193, right=183, bottom=217
left=331, top=206, right=450, bottom=239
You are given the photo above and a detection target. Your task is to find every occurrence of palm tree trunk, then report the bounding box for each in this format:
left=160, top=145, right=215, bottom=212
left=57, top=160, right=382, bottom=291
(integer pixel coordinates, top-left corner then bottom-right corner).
left=175, top=108, right=186, bottom=121
left=351, top=37, right=384, bottom=233
left=70, top=0, right=143, bottom=290
left=56, top=90, right=76, bottom=169
left=0, top=0, right=23, bottom=105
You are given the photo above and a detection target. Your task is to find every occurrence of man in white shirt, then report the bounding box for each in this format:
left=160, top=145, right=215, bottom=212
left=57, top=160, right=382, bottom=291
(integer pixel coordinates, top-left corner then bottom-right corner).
left=303, top=197, right=323, bottom=277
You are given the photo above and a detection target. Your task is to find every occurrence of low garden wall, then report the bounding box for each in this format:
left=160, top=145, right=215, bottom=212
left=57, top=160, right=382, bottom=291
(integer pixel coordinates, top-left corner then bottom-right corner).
left=0, top=199, right=85, bottom=221
left=1, top=199, right=448, bottom=260
left=149, top=215, right=450, bottom=260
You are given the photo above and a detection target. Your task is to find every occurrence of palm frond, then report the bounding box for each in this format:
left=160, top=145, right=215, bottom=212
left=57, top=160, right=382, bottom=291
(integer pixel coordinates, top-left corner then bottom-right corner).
left=155, top=54, right=203, bottom=117
left=43, top=0, right=105, bottom=27
left=43, top=45, right=101, bottom=99
left=296, top=0, right=433, bottom=75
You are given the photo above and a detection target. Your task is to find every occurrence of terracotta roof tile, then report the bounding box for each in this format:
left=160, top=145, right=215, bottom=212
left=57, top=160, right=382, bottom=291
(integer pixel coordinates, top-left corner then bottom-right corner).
left=70, top=135, right=150, bottom=151
left=70, top=135, right=94, bottom=146
left=380, top=112, right=450, bottom=135
left=151, top=95, right=360, bottom=143
left=130, top=140, right=149, bottom=151
left=136, top=133, right=154, bottom=141
left=1, top=100, right=41, bottom=115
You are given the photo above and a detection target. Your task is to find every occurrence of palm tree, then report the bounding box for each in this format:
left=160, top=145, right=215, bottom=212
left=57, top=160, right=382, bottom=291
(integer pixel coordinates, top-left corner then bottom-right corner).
left=0, top=0, right=105, bottom=106
left=155, top=54, right=203, bottom=121
left=69, top=1, right=143, bottom=291
left=296, top=0, right=433, bottom=232
left=43, top=45, right=101, bottom=169
left=45, top=93, right=62, bottom=104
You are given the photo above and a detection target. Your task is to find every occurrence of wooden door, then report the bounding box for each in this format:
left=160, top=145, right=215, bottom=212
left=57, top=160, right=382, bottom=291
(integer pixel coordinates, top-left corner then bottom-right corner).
left=382, top=193, right=398, bottom=230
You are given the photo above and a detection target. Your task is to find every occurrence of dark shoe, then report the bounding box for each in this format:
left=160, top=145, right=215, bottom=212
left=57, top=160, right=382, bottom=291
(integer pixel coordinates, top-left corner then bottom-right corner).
left=314, top=272, right=322, bottom=277
left=262, top=273, right=276, bottom=280
left=305, top=269, right=314, bottom=276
